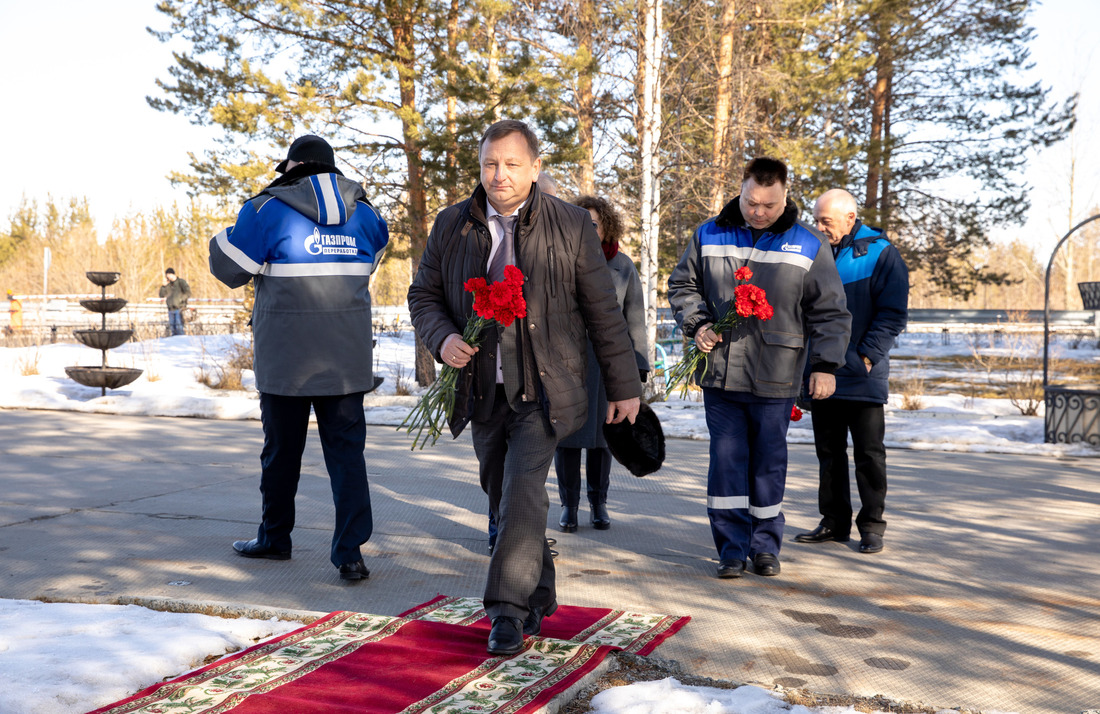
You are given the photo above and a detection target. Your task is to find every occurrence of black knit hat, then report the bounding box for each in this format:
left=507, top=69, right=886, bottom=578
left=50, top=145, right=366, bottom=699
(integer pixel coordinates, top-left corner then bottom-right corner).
left=276, top=135, right=336, bottom=173
left=603, top=401, right=666, bottom=477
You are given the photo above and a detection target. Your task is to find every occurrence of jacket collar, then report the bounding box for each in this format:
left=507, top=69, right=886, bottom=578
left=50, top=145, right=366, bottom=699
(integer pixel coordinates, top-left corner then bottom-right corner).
left=261, top=162, right=344, bottom=193
left=838, top=220, right=884, bottom=257
left=467, top=182, right=543, bottom=230
left=715, top=196, right=799, bottom=234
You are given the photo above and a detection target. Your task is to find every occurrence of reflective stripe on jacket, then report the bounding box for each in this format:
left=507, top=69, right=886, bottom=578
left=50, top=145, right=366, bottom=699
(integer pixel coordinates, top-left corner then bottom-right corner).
left=208, top=166, right=389, bottom=397
left=668, top=198, right=851, bottom=398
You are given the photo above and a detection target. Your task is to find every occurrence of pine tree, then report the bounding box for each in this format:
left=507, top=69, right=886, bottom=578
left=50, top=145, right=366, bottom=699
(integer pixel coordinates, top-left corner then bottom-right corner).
left=843, top=0, right=1075, bottom=298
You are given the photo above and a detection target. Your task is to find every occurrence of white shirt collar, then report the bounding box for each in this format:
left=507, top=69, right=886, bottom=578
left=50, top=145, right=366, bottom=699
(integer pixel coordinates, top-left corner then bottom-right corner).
left=485, top=195, right=528, bottom=221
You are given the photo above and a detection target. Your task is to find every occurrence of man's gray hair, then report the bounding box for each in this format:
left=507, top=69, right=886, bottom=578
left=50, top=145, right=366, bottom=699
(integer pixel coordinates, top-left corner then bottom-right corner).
left=537, top=173, right=557, bottom=197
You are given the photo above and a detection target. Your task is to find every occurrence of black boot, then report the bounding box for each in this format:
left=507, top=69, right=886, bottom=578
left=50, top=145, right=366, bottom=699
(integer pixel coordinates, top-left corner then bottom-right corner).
left=590, top=501, right=610, bottom=530
left=559, top=506, right=578, bottom=533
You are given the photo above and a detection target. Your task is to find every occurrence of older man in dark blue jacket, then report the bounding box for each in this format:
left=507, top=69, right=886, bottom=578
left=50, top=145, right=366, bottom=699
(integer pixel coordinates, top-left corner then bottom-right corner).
left=209, top=135, right=389, bottom=582
left=796, top=188, right=909, bottom=555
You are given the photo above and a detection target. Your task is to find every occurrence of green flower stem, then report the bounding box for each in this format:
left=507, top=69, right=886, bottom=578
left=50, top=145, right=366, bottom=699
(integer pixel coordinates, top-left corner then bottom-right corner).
left=401, top=315, right=489, bottom=450
left=664, top=306, right=742, bottom=399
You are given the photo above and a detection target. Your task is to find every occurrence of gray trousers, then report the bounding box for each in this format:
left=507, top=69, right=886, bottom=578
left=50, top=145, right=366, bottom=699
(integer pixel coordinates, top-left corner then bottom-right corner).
left=472, top=386, right=558, bottom=621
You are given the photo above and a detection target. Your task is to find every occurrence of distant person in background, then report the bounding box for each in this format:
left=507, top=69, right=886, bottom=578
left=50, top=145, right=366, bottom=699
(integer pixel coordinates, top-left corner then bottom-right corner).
left=555, top=195, right=649, bottom=533
left=795, top=188, right=908, bottom=555
left=159, top=268, right=191, bottom=336
left=5, top=290, right=22, bottom=335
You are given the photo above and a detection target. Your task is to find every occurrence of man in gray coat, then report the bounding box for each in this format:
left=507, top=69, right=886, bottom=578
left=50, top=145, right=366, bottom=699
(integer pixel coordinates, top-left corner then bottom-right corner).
left=408, top=120, right=642, bottom=656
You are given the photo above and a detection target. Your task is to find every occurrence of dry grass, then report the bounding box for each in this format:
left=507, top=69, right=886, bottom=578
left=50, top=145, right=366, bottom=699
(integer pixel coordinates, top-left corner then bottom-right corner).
left=893, top=358, right=925, bottom=411
left=392, top=363, right=413, bottom=396
left=16, top=349, right=40, bottom=376
left=198, top=340, right=254, bottom=390
left=8, top=333, right=43, bottom=375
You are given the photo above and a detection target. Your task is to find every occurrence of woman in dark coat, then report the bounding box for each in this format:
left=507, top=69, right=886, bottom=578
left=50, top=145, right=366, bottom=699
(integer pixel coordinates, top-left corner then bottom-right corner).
left=555, top=196, right=650, bottom=532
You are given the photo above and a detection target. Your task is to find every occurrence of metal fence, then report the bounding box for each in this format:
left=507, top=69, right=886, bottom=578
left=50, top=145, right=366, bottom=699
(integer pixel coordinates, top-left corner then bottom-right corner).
left=4, top=300, right=1098, bottom=344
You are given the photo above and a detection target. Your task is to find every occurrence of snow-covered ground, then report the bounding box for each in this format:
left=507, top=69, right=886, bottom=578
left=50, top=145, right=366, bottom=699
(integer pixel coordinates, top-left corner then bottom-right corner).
left=2, top=329, right=1097, bottom=456
left=0, top=329, right=1096, bottom=714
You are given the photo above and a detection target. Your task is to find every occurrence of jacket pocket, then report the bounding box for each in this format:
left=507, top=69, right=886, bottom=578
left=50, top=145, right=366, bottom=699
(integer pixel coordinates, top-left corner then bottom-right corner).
left=547, top=245, right=556, bottom=297
left=755, top=330, right=803, bottom=387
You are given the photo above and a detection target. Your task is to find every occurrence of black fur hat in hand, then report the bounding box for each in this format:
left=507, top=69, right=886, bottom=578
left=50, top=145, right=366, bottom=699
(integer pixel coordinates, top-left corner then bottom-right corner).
left=603, top=401, right=665, bottom=477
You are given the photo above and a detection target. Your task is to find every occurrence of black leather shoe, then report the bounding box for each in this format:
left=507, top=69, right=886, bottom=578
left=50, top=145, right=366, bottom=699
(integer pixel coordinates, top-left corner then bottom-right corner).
left=753, top=552, right=781, bottom=576
left=522, top=601, right=558, bottom=636
left=545, top=537, right=557, bottom=547
left=590, top=502, right=611, bottom=530
left=487, top=616, right=524, bottom=655
left=716, top=560, right=745, bottom=579
left=559, top=506, right=578, bottom=533
left=338, top=559, right=370, bottom=581
left=859, top=533, right=884, bottom=554
left=793, top=525, right=850, bottom=544
left=233, top=539, right=291, bottom=560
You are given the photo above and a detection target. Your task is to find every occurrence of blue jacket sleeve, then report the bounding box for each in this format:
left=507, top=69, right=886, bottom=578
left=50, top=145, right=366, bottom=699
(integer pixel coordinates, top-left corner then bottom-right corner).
left=208, top=201, right=267, bottom=289
left=801, top=245, right=851, bottom=374
left=859, top=244, right=909, bottom=364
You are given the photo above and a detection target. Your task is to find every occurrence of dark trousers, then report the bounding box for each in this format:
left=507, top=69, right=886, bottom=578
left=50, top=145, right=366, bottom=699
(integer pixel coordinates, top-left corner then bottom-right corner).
left=554, top=446, right=611, bottom=507
left=810, top=398, right=888, bottom=537
left=472, top=387, right=558, bottom=621
left=703, top=388, right=794, bottom=562
left=257, top=392, right=373, bottom=568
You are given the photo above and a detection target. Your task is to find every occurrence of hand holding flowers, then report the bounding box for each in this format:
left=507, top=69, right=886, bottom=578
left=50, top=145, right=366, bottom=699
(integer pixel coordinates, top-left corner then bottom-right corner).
left=664, top=266, right=774, bottom=398
left=401, top=265, right=527, bottom=449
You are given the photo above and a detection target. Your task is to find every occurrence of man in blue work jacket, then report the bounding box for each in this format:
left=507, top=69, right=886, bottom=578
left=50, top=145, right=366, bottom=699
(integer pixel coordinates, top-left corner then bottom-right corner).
left=209, top=135, right=389, bottom=581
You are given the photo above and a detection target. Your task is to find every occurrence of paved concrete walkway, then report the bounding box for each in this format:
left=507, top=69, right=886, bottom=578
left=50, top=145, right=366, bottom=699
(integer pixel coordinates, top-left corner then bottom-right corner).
left=1, top=408, right=1097, bottom=713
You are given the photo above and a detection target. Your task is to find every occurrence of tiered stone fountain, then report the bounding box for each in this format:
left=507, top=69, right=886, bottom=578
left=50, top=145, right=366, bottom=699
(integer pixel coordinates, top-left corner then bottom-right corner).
left=65, top=271, right=143, bottom=396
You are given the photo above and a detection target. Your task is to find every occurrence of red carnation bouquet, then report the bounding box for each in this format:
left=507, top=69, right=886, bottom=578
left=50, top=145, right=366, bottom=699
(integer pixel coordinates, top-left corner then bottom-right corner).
left=665, top=266, right=774, bottom=398
left=402, top=264, right=527, bottom=449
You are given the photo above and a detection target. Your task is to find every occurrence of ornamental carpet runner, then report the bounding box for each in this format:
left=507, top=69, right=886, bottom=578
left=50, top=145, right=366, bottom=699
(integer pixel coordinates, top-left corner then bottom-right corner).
left=88, top=595, right=690, bottom=714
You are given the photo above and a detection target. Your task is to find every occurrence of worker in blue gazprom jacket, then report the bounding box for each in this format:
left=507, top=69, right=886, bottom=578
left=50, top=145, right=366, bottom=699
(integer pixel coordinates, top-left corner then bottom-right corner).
left=209, top=135, right=389, bottom=583
left=795, top=188, right=909, bottom=556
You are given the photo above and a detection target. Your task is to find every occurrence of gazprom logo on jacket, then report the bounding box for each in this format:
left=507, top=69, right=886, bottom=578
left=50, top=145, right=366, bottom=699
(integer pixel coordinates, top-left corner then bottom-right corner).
left=304, top=227, right=359, bottom=256
left=780, top=242, right=803, bottom=253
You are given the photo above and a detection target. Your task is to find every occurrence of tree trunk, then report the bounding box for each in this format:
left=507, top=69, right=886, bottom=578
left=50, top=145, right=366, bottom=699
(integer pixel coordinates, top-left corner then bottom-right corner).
left=865, top=49, right=890, bottom=220
left=445, top=0, right=460, bottom=206
left=576, top=0, right=597, bottom=196
left=639, top=0, right=662, bottom=388
left=487, top=17, right=501, bottom=121
left=1063, top=133, right=1077, bottom=309
left=709, top=0, right=736, bottom=215
left=880, top=65, right=893, bottom=232
left=389, top=5, right=435, bottom=385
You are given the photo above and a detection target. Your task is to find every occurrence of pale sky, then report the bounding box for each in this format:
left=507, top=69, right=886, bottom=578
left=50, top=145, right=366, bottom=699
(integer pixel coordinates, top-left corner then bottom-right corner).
left=0, top=0, right=1097, bottom=259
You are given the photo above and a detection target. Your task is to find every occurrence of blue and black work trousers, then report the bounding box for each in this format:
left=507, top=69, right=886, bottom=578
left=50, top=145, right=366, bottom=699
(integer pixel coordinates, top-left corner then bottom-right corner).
left=703, top=388, right=795, bottom=563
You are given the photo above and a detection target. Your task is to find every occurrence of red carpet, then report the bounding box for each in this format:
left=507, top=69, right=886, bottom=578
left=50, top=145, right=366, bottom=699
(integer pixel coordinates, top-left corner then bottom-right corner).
left=89, top=596, right=690, bottom=714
